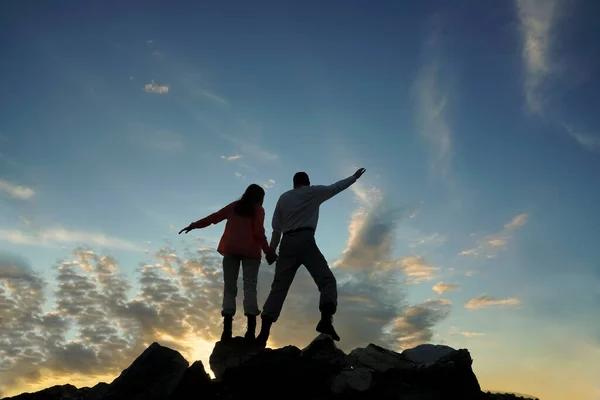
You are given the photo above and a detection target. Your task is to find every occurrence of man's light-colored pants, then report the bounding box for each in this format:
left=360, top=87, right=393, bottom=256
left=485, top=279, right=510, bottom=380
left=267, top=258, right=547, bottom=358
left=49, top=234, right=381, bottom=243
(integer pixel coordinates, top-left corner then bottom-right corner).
left=222, top=255, right=261, bottom=317
left=262, top=231, right=337, bottom=322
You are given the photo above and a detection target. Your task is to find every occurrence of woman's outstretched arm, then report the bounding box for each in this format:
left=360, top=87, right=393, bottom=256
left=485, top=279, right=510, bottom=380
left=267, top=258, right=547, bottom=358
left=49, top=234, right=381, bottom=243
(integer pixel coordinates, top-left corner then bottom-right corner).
left=179, top=203, right=233, bottom=234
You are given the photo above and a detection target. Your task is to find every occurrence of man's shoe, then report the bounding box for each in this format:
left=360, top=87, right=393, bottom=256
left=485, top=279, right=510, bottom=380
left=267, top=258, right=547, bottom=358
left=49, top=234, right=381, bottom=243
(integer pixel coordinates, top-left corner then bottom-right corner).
left=316, top=318, right=340, bottom=341
left=256, top=317, right=273, bottom=347
left=244, top=315, right=257, bottom=340
left=221, top=315, right=233, bottom=341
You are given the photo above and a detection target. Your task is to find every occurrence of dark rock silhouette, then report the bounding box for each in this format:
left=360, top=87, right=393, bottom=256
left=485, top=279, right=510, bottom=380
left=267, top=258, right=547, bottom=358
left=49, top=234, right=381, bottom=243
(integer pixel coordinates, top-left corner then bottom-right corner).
left=1, top=337, right=540, bottom=400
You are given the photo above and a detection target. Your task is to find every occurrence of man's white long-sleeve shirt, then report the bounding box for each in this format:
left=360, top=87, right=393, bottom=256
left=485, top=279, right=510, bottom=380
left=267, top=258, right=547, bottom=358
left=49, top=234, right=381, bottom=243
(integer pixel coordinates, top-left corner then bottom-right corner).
left=269, top=175, right=357, bottom=250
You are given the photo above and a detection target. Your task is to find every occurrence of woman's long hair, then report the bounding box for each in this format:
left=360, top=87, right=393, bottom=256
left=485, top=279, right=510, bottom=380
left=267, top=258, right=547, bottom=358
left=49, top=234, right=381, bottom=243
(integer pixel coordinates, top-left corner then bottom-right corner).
left=234, top=184, right=265, bottom=217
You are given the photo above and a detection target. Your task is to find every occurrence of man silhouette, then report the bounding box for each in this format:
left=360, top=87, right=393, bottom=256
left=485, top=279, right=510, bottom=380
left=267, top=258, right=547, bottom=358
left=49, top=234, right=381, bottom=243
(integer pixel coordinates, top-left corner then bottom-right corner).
left=256, top=168, right=366, bottom=346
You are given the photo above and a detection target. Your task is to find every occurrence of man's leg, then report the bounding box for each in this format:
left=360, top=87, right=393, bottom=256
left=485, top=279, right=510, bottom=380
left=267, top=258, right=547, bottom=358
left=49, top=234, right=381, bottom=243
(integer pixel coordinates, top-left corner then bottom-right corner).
left=301, top=238, right=340, bottom=341
left=241, top=257, right=261, bottom=339
left=221, top=255, right=241, bottom=341
left=257, top=249, right=300, bottom=346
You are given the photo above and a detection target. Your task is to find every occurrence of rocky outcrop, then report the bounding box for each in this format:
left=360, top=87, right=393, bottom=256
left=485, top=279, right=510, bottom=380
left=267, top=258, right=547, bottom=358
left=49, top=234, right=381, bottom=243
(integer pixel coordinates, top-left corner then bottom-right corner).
left=1, top=338, right=540, bottom=400
left=100, top=342, right=188, bottom=400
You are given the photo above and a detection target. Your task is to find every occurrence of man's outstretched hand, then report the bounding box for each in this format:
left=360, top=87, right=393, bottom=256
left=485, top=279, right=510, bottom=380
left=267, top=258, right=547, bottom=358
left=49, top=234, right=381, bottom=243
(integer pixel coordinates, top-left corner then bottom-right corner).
left=178, top=225, right=194, bottom=235
left=353, top=168, right=366, bottom=179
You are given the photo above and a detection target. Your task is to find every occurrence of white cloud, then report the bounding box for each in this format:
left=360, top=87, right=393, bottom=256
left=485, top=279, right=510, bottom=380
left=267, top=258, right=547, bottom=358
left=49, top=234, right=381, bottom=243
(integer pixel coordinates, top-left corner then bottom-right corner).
left=0, top=228, right=139, bottom=251
left=262, top=179, right=275, bottom=189
left=516, top=0, right=560, bottom=115
left=152, top=51, right=163, bottom=57
left=465, top=295, right=521, bottom=310
left=147, top=40, right=154, bottom=44
left=143, top=80, right=169, bottom=94
left=0, top=179, right=35, bottom=200
left=432, top=281, right=460, bottom=294
left=220, top=154, right=242, bottom=161
left=234, top=172, right=245, bottom=179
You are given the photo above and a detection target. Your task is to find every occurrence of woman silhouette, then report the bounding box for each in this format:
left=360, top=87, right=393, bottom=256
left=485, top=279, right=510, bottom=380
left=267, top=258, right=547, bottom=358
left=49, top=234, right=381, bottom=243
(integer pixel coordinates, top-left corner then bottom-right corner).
left=179, top=184, right=276, bottom=341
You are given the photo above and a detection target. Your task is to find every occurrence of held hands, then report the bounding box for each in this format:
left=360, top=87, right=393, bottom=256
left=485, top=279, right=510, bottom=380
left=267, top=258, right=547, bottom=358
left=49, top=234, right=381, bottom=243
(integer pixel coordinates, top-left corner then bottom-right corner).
left=353, top=168, right=366, bottom=179
left=266, top=248, right=278, bottom=265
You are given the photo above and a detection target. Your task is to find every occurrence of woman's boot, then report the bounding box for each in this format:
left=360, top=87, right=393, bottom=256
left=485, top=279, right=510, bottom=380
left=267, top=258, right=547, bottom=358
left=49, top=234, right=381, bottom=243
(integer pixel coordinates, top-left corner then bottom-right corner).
left=244, top=314, right=257, bottom=339
left=221, top=314, right=233, bottom=341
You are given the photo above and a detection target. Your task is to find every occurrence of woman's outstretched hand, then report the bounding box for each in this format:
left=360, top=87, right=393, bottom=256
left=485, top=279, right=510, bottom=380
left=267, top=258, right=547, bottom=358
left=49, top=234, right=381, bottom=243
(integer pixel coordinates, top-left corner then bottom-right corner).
left=178, top=225, right=194, bottom=234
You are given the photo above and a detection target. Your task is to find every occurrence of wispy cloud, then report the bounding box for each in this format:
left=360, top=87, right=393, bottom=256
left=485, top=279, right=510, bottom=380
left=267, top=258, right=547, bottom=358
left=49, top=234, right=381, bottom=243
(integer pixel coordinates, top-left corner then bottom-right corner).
left=202, top=91, right=229, bottom=106
left=222, top=134, right=278, bottom=162
left=465, top=295, right=521, bottom=310
left=147, top=40, right=154, bottom=44
left=449, top=327, right=486, bottom=337
left=504, top=213, right=529, bottom=229
left=262, top=179, right=275, bottom=189
left=432, top=281, right=460, bottom=294
left=143, top=80, right=169, bottom=94
left=565, top=125, right=600, bottom=152
left=460, top=212, right=529, bottom=258
left=0, top=228, right=139, bottom=251
left=152, top=51, right=163, bottom=57
left=235, top=172, right=245, bottom=179
left=516, top=0, right=560, bottom=115
left=220, top=154, right=242, bottom=161
left=0, top=179, right=35, bottom=200
left=414, top=30, right=453, bottom=183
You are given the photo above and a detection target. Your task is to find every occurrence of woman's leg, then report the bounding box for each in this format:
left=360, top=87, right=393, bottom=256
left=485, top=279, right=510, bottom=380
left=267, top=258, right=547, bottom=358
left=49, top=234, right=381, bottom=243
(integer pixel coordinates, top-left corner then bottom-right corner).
left=241, top=257, right=261, bottom=316
left=241, top=257, right=261, bottom=339
left=221, top=255, right=241, bottom=341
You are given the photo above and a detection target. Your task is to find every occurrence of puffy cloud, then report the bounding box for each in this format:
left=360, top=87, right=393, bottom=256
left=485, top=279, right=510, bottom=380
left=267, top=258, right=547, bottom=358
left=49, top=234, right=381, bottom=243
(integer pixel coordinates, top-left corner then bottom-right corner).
left=143, top=80, right=169, bottom=94
left=432, top=281, right=460, bottom=294
left=465, top=295, right=521, bottom=310
left=262, top=179, right=276, bottom=189
left=0, top=179, right=35, bottom=200
left=385, top=299, right=451, bottom=348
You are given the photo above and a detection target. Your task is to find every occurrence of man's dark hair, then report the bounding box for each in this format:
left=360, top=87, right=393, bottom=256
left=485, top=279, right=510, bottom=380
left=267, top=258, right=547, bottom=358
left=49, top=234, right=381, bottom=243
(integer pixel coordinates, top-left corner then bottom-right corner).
left=293, top=172, right=310, bottom=187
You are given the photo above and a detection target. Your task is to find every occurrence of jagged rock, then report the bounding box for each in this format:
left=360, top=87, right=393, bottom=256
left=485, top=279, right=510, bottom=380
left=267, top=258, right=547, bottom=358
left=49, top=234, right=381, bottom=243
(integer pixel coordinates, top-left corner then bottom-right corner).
left=402, top=344, right=456, bottom=367
left=221, top=337, right=341, bottom=400
left=169, top=360, right=212, bottom=399
left=1, top=383, right=109, bottom=400
left=346, top=343, right=417, bottom=372
left=82, top=383, right=109, bottom=400
left=208, top=336, right=262, bottom=380
left=100, top=342, right=188, bottom=400
left=300, top=333, right=346, bottom=366
left=3, top=339, right=529, bottom=400
left=2, top=384, right=81, bottom=400
left=330, top=366, right=374, bottom=394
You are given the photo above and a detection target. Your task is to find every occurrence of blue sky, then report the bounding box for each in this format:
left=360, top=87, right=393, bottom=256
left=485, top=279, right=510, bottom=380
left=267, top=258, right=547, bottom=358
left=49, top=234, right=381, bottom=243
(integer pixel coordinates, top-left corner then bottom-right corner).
left=1, top=1, right=599, bottom=399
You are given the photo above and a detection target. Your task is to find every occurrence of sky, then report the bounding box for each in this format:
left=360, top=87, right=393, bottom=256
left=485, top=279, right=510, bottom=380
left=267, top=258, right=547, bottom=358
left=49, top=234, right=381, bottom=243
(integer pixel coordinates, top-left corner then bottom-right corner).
left=1, top=1, right=599, bottom=399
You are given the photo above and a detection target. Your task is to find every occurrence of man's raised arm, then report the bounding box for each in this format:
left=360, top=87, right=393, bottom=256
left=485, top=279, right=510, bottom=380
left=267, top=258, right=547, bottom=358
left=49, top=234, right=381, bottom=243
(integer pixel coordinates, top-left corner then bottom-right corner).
left=312, top=168, right=366, bottom=203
